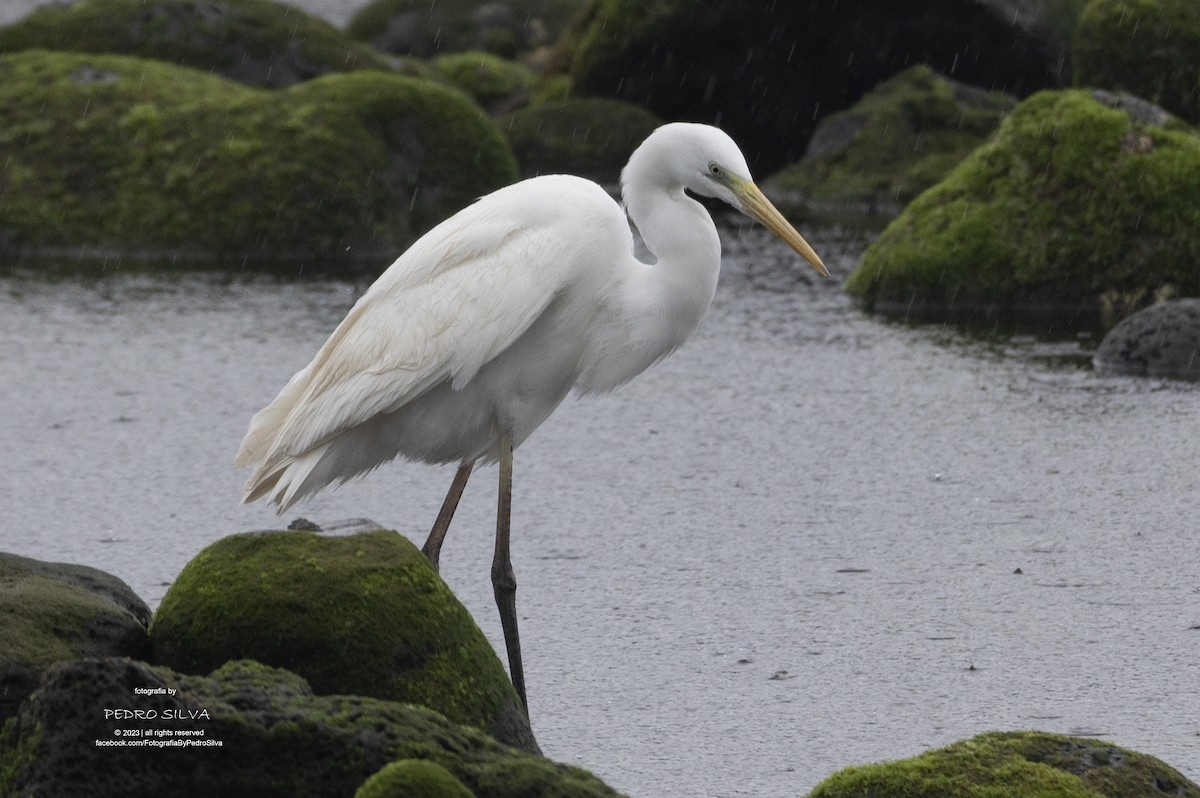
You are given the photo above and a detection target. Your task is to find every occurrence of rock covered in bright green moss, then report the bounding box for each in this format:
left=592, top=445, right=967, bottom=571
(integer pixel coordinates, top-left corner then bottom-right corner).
left=433, top=51, right=535, bottom=114
left=1074, top=0, right=1200, bottom=122
left=846, top=89, right=1200, bottom=323
left=766, top=65, right=1016, bottom=213
left=349, top=0, right=586, bottom=59
left=148, top=527, right=536, bottom=753
left=807, top=731, right=1200, bottom=798
left=499, top=98, right=662, bottom=180
left=0, top=0, right=392, bottom=89
left=0, top=657, right=622, bottom=798
left=0, top=552, right=150, bottom=726
left=0, top=50, right=517, bottom=268
left=356, top=759, right=475, bottom=798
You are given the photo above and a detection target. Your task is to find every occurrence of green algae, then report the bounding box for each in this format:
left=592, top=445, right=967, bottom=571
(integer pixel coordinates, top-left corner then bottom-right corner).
left=807, top=731, right=1200, bottom=798
left=356, top=759, right=476, bottom=798
left=846, top=89, right=1200, bottom=322
left=0, top=50, right=516, bottom=269
left=148, top=530, right=529, bottom=750
left=499, top=97, right=661, bottom=178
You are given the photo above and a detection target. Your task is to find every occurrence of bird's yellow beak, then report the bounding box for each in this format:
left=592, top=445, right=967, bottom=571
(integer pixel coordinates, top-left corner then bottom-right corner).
left=733, top=179, right=829, bottom=277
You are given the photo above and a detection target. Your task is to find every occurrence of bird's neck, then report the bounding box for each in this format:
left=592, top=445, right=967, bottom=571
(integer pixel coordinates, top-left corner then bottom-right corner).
left=576, top=182, right=722, bottom=394
left=624, top=182, right=722, bottom=333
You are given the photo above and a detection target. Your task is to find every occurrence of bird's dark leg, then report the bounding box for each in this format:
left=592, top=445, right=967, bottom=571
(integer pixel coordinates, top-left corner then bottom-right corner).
left=492, top=433, right=528, bottom=714
left=422, top=462, right=473, bottom=572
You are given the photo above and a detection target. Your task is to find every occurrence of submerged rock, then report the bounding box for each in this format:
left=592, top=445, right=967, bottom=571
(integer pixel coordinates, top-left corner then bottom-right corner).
left=0, top=0, right=392, bottom=88
left=0, top=552, right=150, bottom=726
left=846, top=89, right=1200, bottom=324
left=0, top=657, right=621, bottom=798
left=1074, top=0, right=1200, bottom=123
left=149, top=528, right=537, bottom=753
left=766, top=64, right=1016, bottom=213
left=1094, top=299, right=1200, bottom=381
left=807, top=730, right=1200, bottom=797
left=0, top=50, right=516, bottom=269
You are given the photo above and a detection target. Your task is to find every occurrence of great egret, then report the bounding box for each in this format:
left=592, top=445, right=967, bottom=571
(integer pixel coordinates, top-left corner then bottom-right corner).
left=236, top=122, right=828, bottom=714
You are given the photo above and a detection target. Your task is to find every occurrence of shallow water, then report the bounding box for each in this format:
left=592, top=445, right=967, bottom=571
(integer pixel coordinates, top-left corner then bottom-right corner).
left=2, top=222, right=1197, bottom=796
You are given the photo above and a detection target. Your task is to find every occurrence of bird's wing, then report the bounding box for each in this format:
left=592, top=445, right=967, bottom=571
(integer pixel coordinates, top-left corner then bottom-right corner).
left=237, top=178, right=620, bottom=486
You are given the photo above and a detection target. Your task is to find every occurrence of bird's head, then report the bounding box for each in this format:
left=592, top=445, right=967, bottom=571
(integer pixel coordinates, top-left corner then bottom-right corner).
left=625, top=123, right=829, bottom=277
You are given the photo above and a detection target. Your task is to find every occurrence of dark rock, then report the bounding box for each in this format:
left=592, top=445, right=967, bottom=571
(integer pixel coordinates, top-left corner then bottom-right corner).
left=0, top=0, right=393, bottom=89
left=1074, top=0, right=1200, bottom=123
left=149, top=528, right=538, bottom=754
left=807, top=730, right=1200, bottom=797
left=846, top=89, right=1200, bottom=325
left=765, top=64, right=1016, bottom=213
left=1094, top=299, right=1200, bottom=381
left=0, top=552, right=150, bottom=726
left=499, top=97, right=663, bottom=180
left=561, top=0, right=1071, bottom=174
left=348, top=0, right=587, bottom=59
left=0, top=657, right=623, bottom=798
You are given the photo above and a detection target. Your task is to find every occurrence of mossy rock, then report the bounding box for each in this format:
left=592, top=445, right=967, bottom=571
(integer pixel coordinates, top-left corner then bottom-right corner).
left=1074, top=0, right=1200, bottom=123
left=148, top=528, right=536, bottom=753
left=348, top=0, right=587, bottom=59
left=561, top=0, right=1065, bottom=174
left=766, top=65, right=1016, bottom=213
left=0, top=50, right=517, bottom=269
left=433, top=51, right=535, bottom=114
left=499, top=98, right=662, bottom=180
left=0, top=657, right=622, bottom=798
left=846, top=89, right=1200, bottom=324
left=356, top=759, right=475, bottom=798
left=807, top=730, right=1200, bottom=797
left=0, top=552, right=150, bottom=727
left=0, top=0, right=392, bottom=89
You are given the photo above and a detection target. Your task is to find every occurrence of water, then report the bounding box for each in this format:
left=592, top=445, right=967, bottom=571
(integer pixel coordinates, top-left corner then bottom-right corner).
left=1, top=223, right=1197, bottom=796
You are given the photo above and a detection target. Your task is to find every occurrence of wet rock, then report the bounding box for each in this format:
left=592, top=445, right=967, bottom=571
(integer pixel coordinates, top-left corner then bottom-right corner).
left=0, top=657, right=622, bottom=798
left=807, top=731, right=1200, bottom=797
left=0, top=50, right=517, bottom=269
left=765, top=64, right=1016, bottom=214
left=0, top=0, right=392, bottom=89
left=1074, top=0, right=1200, bottom=123
left=1094, top=299, right=1200, bottom=381
left=846, top=89, right=1200, bottom=325
left=149, top=527, right=538, bottom=754
left=500, top=97, right=663, bottom=180
left=0, top=552, right=150, bottom=726
left=433, top=50, right=535, bottom=114
left=560, top=0, right=1069, bottom=173
left=348, top=0, right=587, bottom=59
left=356, top=760, right=475, bottom=798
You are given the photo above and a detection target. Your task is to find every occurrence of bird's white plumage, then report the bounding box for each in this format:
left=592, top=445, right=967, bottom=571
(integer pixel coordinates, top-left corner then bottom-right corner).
left=238, top=123, right=824, bottom=511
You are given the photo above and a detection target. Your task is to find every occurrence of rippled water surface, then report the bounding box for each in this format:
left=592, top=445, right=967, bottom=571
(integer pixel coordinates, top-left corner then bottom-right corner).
left=2, top=223, right=1197, bottom=796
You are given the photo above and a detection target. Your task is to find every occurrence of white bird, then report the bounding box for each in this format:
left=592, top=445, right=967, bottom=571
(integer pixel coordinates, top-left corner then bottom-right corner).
left=236, top=122, right=828, bottom=715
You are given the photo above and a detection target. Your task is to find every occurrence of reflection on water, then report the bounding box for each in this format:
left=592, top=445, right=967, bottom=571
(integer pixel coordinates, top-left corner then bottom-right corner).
left=1, top=223, right=1197, bottom=796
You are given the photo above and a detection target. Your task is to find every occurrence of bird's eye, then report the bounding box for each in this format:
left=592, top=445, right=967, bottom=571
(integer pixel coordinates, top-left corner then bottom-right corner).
left=708, top=163, right=721, bottom=176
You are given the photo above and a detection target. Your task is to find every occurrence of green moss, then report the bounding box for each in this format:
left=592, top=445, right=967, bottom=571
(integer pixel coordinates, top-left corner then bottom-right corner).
left=0, top=50, right=516, bottom=268
left=356, top=760, right=475, bottom=798
left=499, top=97, right=661, bottom=178
left=1074, top=0, right=1200, bottom=122
left=808, top=731, right=1200, bottom=798
left=433, top=51, right=534, bottom=113
left=0, top=0, right=392, bottom=87
left=846, top=89, right=1200, bottom=320
left=767, top=65, right=1015, bottom=210
left=149, top=530, right=526, bottom=749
